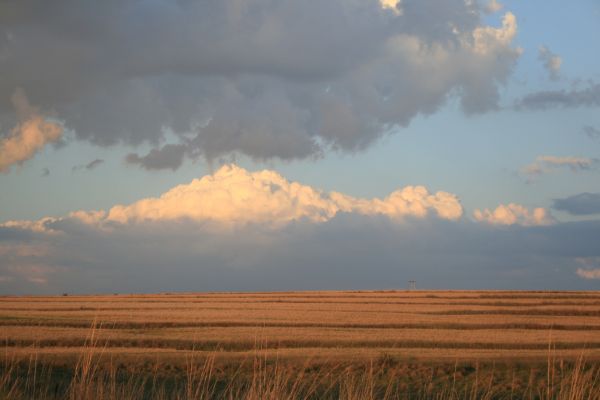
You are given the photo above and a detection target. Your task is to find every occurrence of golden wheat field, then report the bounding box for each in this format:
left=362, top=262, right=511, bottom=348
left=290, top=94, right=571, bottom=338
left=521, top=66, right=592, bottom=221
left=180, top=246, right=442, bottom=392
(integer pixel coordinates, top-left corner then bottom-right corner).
left=2, top=290, right=600, bottom=363
left=1, top=290, right=600, bottom=399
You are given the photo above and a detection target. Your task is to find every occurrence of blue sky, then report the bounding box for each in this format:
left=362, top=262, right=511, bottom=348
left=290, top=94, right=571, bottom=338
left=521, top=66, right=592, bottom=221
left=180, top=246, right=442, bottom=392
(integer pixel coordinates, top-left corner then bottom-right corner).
left=1, top=0, right=599, bottom=293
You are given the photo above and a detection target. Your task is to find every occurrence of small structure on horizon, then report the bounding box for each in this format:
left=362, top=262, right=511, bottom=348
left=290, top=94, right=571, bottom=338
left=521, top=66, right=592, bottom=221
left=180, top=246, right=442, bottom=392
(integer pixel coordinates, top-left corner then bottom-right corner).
left=408, top=280, right=417, bottom=290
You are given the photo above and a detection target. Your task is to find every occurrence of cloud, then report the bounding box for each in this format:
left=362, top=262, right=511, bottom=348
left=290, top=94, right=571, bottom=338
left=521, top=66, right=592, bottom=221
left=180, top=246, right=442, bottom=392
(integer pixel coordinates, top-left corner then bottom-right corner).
left=72, top=158, right=104, bottom=172
left=1, top=263, right=64, bottom=286
left=2, top=208, right=600, bottom=294
left=538, top=46, right=562, bottom=81
left=0, top=89, right=63, bottom=172
left=4, top=165, right=592, bottom=294
left=577, top=268, right=600, bottom=279
left=575, top=257, right=600, bottom=279
left=553, top=192, right=600, bottom=216
left=583, top=125, right=600, bottom=140
left=125, top=144, right=187, bottom=171
left=484, top=0, right=503, bottom=14
left=58, top=164, right=462, bottom=228
left=86, top=159, right=104, bottom=170
left=536, top=156, right=595, bottom=170
left=515, top=82, right=600, bottom=110
left=473, top=203, right=554, bottom=226
left=520, top=155, right=597, bottom=181
left=380, top=0, right=401, bottom=14
left=0, top=1, right=520, bottom=168
left=1, top=217, right=61, bottom=235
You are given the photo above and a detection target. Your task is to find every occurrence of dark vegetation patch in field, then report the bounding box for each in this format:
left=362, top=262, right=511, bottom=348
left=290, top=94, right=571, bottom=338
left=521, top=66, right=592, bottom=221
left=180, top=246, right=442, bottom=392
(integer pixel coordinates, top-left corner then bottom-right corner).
left=4, top=299, right=600, bottom=310
left=2, top=319, right=600, bottom=331
left=2, top=354, right=599, bottom=400
left=427, top=309, right=600, bottom=317
left=5, top=338, right=600, bottom=352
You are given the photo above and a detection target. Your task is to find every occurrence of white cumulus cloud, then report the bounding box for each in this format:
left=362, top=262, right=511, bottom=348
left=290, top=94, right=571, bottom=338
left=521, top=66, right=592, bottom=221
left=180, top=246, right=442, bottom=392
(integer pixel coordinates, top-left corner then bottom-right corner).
left=1, top=165, right=463, bottom=232
left=3, top=167, right=600, bottom=293
left=88, top=164, right=463, bottom=228
left=473, top=203, right=554, bottom=226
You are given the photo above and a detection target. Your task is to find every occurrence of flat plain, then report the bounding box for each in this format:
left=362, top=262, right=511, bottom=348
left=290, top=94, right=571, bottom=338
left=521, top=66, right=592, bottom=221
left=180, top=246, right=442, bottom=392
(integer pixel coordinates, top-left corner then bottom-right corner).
left=2, top=290, right=600, bottom=365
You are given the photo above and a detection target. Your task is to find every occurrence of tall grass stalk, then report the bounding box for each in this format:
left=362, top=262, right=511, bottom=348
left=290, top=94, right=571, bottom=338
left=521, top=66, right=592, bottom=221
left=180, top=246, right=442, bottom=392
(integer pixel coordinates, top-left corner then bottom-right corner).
left=1, top=339, right=599, bottom=399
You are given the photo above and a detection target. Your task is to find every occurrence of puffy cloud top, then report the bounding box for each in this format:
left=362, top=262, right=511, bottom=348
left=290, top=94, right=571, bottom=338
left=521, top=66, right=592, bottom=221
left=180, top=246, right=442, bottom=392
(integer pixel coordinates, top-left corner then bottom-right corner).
left=1, top=165, right=463, bottom=230
left=473, top=203, right=554, bottom=226
left=105, top=165, right=463, bottom=226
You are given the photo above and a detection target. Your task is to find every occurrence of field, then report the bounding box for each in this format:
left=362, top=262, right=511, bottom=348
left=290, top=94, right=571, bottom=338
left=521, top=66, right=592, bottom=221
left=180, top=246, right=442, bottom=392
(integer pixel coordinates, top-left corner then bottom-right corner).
left=1, top=290, right=600, bottom=399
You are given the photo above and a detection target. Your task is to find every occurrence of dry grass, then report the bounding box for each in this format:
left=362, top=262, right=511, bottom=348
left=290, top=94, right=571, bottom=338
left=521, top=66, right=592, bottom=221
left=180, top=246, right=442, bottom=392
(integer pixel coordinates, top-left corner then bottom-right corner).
left=1, top=290, right=600, bottom=362
left=1, top=290, right=600, bottom=398
left=1, top=343, right=599, bottom=399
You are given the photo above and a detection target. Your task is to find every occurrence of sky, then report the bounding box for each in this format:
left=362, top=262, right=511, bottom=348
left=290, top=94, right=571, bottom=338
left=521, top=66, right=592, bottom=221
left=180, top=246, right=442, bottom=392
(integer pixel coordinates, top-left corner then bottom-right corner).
left=1, top=0, right=599, bottom=294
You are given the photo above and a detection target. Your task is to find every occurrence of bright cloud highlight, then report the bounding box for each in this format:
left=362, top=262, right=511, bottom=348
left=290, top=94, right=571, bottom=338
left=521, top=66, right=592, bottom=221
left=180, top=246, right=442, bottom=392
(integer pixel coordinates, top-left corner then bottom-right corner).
left=2, top=164, right=598, bottom=294
left=473, top=203, right=554, bottom=226
left=1, top=165, right=463, bottom=232
left=0, top=89, right=63, bottom=173
left=96, top=165, right=463, bottom=227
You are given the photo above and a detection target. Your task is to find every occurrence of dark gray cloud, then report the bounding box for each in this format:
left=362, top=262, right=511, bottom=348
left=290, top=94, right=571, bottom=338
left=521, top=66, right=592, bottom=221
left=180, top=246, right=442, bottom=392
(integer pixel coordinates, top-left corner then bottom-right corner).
left=0, top=226, right=34, bottom=242
left=126, top=144, right=186, bottom=171
left=86, top=159, right=104, bottom=170
left=1, top=214, right=599, bottom=294
left=72, top=158, right=104, bottom=171
left=583, top=125, right=600, bottom=140
left=515, top=82, right=600, bottom=110
left=553, top=193, right=600, bottom=216
left=0, top=0, right=520, bottom=168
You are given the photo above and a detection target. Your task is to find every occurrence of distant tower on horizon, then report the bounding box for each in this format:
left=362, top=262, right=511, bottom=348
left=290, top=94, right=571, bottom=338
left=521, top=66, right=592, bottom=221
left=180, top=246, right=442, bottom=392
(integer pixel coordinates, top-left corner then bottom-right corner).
left=408, top=280, right=417, bottom=290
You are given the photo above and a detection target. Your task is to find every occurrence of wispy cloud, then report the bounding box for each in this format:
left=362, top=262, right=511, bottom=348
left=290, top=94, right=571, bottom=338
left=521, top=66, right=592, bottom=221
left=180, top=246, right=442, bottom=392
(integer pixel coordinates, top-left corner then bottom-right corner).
left=575, top=258, right=600, bottom=280
left=583, top=125, right=600, bottom=140
left=520, top=155, right=597, bottom=182
left=538, top=46, right=562, bottom=81
left=72, top=159, right=104, bottom=172
left=484, top=0, right=503, bottom=14
left=553, top=192, right=600, bottom=216
left=577, top=268, right=600, bottom=279
left=515, top=82, right=600, bottom=110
